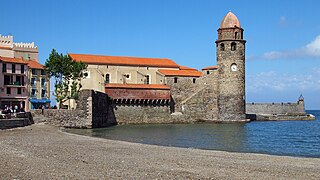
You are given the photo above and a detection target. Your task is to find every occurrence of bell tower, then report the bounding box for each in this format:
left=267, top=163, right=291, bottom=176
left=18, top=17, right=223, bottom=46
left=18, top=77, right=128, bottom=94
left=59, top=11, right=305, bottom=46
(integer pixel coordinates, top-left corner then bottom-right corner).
left=216, top=12, right=247, bottom=121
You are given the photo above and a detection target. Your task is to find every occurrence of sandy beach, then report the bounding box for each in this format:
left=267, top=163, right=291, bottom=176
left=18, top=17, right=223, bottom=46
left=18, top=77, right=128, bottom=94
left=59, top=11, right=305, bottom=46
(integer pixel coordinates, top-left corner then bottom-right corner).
left=0, top=124, right=319, bottom=179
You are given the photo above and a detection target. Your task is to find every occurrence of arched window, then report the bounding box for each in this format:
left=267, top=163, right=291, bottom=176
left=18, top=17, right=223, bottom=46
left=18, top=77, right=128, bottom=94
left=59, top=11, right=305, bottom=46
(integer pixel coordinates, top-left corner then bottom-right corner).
left=105, top=74, right=110, bottom=84
left=235, top=32, right=238, bottom=39
left=220, top=43, right=225, bottom=51
left=174, top=77, right=178, bottom=83
left=231, top=42, right=236, bottom=51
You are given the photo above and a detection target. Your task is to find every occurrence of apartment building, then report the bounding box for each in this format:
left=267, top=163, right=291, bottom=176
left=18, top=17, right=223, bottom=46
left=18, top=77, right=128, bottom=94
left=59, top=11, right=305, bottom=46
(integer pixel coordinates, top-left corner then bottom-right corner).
left=0, top=57, right=28, bottom=111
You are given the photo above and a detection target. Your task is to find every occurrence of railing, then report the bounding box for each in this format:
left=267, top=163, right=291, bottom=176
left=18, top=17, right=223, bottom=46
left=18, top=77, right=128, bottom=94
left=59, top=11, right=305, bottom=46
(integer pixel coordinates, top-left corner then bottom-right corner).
left=4, top=81, right=25, bottom=86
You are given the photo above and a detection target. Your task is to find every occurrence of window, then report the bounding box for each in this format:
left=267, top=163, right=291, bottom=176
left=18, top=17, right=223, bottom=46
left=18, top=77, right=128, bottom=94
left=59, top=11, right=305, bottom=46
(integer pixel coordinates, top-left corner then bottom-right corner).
left=31, top=78, right=36, bottom=86
left=231, top=42, right=237, bottom=51
left=32, top=69, right=37, bottom=75
left=17, top=88, right=21, bottom=95
left=145, top=75, right=150, bottom=84
left=41, top=69, right=46, bottom=75
left=41, top=78, right=46, bottom=86
left=174, top=77, right=178, bottom=83
left=220, top=43, right=225, bottom=51
left=4, top=75, right=12, bottom=85
left=147, top=67, right=149, bottom=70
left=105, top=74, right=110, bottom=84
left=21, top=65, right=24, bottom=74
left=12, top=64, right=15, bottom=73
left=21, top=76, right=24, bottom=86
left=15, top=76, right=24, bottom=86
left=31, top=89, right=36, bottom=97
left=193, top=78, right=196, bottom=84
left=235, top=32, right=238, bottom=39
left=41, top=89, right=46, bottom=98
left=2, top=63, right=6, bottom=72
left=207, top=71, right=210, bottom=75
left=6, top=87, right=11, bottom=94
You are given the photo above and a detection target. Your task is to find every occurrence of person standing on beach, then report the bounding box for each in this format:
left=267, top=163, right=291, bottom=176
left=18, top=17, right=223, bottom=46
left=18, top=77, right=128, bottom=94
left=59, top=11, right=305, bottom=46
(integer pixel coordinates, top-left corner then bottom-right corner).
left=41, top=105, right=44, bottom=115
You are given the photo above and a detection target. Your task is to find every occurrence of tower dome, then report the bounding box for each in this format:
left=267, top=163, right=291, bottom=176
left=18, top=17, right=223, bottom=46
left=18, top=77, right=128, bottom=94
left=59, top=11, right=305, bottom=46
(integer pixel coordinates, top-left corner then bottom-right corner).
left=220, top=12, right=241, bottom=28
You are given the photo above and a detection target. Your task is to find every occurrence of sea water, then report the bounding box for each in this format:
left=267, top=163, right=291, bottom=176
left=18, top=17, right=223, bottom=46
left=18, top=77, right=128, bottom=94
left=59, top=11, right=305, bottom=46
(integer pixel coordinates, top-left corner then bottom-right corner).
left=68, top=110, right=320, bottom=158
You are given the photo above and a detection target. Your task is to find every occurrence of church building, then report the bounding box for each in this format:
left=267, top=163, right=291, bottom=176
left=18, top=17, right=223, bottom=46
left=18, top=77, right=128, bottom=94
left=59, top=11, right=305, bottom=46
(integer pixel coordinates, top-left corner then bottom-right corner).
left=68, top=12, right=247, bottom=122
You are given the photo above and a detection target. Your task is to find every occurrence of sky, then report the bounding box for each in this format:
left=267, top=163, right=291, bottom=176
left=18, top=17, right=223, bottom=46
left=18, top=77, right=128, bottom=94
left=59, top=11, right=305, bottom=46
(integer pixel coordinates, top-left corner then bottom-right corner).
left=1, top=0, right=320, bottom=109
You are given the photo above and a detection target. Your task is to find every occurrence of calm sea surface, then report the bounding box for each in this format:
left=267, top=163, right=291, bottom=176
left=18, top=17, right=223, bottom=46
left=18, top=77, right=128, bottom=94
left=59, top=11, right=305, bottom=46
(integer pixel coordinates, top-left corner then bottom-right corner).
left=68, top=110, right=320, bottom=158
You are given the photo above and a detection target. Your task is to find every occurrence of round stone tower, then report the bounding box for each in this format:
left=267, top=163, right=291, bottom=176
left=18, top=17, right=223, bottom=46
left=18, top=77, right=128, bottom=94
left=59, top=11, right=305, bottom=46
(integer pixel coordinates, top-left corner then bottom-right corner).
left=215, top=12, right=247, bottom=121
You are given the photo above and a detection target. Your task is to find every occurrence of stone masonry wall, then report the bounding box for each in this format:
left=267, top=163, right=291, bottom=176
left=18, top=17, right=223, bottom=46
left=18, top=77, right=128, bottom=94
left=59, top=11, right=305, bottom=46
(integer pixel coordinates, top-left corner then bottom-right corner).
left=166, top=76, right=200, bottom=112
left=31, top=90, right=116, bottom=128
left=91, top=90, right=117, bottom=127
left=179, top=72, right=219, bottom=121
left=31, top=109, right=88, bottom=128
left=246, top=101, right=305, bottom=115
left=112, top=104, right=196, bottom=124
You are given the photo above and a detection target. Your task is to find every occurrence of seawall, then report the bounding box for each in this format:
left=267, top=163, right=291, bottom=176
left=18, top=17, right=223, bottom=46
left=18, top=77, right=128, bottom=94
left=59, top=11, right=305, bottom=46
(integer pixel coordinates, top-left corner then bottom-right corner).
left=245, top=100, right=315, bottom=121
left=0, top=112, right=33, bottom=129
left=246, top=102, right=305, bottom=115
left=31, top=90, right=197, bottom=128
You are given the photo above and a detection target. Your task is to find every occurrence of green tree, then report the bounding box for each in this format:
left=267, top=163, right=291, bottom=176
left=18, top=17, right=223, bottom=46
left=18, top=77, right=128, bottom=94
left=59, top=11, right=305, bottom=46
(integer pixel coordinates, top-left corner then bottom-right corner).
left=45, top=49, right=87, bottom=108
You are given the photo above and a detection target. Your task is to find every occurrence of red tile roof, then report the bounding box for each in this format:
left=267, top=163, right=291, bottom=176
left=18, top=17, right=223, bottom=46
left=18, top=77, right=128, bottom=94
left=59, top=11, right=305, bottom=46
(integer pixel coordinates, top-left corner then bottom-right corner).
left=179, top=66, right=197, bottom=71
left=105, top=83, right=170, bottom=90
left=69, top=54, right=180, bottom=68
left=202, top=66, right=218, bottom=70
left=0, top=56, right=28, bottom=64
left=27, top=60, right=44, bottom=69
left=158, top=69, right=202, bottom=77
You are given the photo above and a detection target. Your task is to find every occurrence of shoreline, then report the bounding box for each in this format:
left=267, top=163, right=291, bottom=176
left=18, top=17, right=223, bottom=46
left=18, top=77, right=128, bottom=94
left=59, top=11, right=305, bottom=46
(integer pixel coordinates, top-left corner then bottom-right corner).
left=1, top=124, right=320, bottom=179
left=65, top=126, right=319, bottom=159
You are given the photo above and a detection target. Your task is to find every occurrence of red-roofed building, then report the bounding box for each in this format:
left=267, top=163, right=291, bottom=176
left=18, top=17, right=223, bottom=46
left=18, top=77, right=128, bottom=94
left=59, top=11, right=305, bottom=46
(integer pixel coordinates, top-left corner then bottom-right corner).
left=0, top=56, right=28, bottom=111
left=0, top=34, right=49, bottom=111
left=68, top=53, right=183, bottom=94
left=0, top=56, right=50, bottom=111
left=26, top=60, right=50, bottom=110
left=202, top=65, right=218, bottom=75
left=63, top=53, right=204, bottom=109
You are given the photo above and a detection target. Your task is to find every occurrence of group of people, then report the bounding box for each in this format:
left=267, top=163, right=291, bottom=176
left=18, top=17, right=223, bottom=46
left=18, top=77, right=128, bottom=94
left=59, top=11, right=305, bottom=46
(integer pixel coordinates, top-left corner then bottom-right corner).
left=0, top=105, right=25, bottom=119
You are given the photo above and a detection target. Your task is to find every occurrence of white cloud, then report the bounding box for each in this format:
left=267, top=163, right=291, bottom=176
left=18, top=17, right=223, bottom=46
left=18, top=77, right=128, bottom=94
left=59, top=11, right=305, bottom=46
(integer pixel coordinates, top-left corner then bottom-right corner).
left=304, top=35, right=320, bottom=56
left=247, top=70, right=320, bottom=93
left=279, top=16, right=287, bottom=27
left=256, top=35, right=320, bottom=60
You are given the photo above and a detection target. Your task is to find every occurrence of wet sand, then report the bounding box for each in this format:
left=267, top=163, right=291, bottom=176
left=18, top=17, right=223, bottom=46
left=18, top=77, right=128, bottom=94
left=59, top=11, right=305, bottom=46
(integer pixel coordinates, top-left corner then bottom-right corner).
left=0, top=124, right=319, bottom=179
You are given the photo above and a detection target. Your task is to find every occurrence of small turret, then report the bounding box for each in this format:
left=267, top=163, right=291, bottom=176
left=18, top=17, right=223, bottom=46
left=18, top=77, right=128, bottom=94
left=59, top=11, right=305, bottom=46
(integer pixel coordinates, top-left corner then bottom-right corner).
left=298, top=94, right=304, bottom=104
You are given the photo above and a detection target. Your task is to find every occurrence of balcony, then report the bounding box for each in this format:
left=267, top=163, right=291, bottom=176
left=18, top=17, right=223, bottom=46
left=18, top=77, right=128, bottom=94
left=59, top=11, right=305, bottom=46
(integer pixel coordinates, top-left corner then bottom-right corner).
left=3, top=71, right=27, bottom=76
left=4, top=81, right=25, bottom=87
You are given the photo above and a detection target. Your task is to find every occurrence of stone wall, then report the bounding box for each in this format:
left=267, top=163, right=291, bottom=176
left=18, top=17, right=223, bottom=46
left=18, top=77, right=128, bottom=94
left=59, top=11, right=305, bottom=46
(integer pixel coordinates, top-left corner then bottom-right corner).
left=111, top=104, right=194, bottom=124
left=90, top=90, right=117, bottom=127
left=31, top=109, right=88, bottom=128
left=165, top=76, right=200, bottom=112
left=0, top=118, right=30, bottom=129
left=31, top=90, right=116, bottom=128
left=178, top=72, right=219, bottom=121
left=0, top=112, right=33, bottom=129
left=246, top=100, right=305, bottom=115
